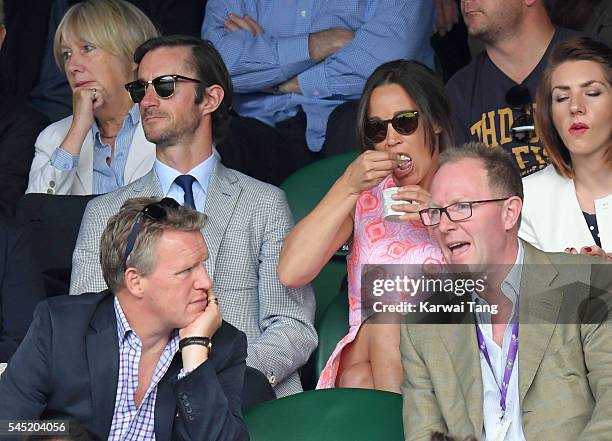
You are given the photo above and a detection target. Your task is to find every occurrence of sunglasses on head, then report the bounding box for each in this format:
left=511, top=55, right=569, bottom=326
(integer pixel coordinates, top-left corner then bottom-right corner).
left=364, top=111, right=419, bottom=143
left=124, top=74, right=201, bottom=103
left=505, top=84, right=535, bottom=143
left=122, top=197, right=180, bottom=268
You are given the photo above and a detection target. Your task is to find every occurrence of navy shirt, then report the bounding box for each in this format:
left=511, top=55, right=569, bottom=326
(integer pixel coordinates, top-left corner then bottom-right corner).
left=446, top=27, right=578, bottom=177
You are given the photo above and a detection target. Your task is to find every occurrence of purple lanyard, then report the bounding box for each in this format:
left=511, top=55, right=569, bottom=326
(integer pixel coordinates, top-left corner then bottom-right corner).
left=475, top=321, right=519, bottom=419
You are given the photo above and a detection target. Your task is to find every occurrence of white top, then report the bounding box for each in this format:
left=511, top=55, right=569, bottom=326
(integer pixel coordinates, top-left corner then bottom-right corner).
left=475, top=241, right=526, bottom=441
left=520, top=166, right=612, bottom=252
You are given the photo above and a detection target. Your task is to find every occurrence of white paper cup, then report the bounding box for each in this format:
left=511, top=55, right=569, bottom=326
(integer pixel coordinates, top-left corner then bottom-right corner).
left=382, top=187, right=409, bottom=222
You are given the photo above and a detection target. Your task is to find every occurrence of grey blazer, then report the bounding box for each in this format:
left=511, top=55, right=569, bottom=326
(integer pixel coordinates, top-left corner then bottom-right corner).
left=70, top=163, right=317, bottom=397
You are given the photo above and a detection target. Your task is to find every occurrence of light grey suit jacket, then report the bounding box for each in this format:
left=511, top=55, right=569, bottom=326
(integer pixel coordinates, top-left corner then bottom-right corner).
left=401, top=242, right=612, bottom=441
left=70, top=163, right=317, bottom=397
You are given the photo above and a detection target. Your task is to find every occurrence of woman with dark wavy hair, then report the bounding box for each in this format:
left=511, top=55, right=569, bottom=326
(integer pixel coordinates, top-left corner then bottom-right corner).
left=520, top=36, right=612, bottom=259
left=279, top=60, right=453, bottom=391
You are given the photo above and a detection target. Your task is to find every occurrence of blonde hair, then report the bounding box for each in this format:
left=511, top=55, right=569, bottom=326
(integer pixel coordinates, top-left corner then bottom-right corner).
left=53, top=0, right=159, bottom=73
left=100, top=197, right=207, bottom=293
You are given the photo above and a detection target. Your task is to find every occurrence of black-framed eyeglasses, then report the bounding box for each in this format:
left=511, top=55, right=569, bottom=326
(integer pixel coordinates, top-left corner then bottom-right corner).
left=124, top=75, right=201, bottom=103
left=122, top=197, right=180, bottom=268
left=418, top=197, right=511, bottom=227
left=364, top=110, right=419, bottom=143
left=505, top=85, right=535, bottom=143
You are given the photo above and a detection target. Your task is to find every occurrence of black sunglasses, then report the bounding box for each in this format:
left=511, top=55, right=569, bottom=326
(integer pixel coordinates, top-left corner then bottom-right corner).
left=122, top=197, right=180, bottom=268
left=124, top=74, right=201, bottom=103
left=505, top=85, right=535, bottom=143
left=364, top=110, right=419, bottom=143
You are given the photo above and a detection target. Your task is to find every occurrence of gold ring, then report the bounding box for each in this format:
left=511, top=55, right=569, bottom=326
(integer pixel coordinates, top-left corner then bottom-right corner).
left=209, top=298, right=219, bottom=305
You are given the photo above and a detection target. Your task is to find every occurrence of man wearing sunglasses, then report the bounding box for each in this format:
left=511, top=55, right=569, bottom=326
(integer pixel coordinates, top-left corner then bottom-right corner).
left=70, top=35, right=317, bottom=398
left=401, top=142, right=612, bottom=440
left=0, top=197, right=249, bottom=440
left=446, top=0, right=577, bottom=177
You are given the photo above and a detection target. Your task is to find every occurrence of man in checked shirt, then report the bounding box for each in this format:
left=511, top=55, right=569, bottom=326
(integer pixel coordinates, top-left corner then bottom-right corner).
left=0, top=197, right=249, bottom=441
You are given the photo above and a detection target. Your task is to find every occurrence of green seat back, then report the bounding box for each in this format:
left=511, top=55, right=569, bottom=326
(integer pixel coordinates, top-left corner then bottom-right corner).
left=315, top=290, right=349, bottom=377
left=310, top=258, right=347, bottom=324
left=280, top=151, right=359, bottom=223
left=280, top=152, right=358, bottom=321
left=245, top=388, right=404, bottom=441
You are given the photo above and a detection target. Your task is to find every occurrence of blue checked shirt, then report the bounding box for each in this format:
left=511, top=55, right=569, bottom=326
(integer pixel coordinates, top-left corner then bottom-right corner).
left=50, top=105, right=140, bottom=194
left=202, top=0, right=435, bottom=151
left=109, top=297, right=180, bottom=441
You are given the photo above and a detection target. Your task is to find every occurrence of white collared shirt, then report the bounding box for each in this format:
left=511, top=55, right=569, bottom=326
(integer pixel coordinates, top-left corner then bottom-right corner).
left=475, top=240, right=527, bottom=441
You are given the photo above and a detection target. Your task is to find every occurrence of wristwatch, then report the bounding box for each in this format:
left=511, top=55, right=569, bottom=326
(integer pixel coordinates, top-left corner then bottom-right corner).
left=179, top=336, right=212, bottom=352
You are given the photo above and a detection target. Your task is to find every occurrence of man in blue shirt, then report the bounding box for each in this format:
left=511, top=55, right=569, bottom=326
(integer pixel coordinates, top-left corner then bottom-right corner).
left=202, top=0, right=435, bottom=185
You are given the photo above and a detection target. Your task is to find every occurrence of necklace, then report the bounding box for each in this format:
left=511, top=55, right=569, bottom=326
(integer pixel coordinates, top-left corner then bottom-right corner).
left=99, top=132, right=118, bottom=139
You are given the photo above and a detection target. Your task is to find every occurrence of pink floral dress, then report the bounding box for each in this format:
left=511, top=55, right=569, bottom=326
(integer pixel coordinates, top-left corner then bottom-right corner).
left=316, top=175, right=444, bottom=388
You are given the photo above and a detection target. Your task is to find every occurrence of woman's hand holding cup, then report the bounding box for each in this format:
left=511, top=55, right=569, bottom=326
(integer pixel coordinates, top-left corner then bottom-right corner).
left=386, top=185, right=432, bottom=222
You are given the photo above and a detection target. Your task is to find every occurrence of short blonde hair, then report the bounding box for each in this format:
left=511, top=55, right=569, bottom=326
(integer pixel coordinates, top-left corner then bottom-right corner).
left=53, top=0, right=158, bottom=73
left=100, top=197, right=208, bottom=293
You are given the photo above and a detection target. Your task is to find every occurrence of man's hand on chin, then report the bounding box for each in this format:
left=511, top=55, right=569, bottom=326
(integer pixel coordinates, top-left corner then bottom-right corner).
left=179, top=291, right=222, bottom=370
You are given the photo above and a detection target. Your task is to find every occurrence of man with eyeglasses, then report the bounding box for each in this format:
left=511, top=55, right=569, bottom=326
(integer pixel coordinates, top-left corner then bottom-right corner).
left=0, top=197, right=249, bottom=440
left=446, top=0, right=577, bottom=177
left=401, top=142, right=612, bottom=440
left=70, top=35, right=317, bottom=398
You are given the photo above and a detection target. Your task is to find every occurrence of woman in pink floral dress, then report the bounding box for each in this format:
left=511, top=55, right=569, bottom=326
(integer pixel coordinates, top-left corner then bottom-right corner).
left=279, top=60, right=453, bottom=392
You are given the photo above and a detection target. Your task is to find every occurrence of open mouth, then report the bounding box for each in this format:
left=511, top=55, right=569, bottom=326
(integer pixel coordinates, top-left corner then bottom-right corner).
left=392, top=154, right=415, bottom=180
left=448, top=241, right=470, bottom=257
left=397, top=154, right=412, bottom=170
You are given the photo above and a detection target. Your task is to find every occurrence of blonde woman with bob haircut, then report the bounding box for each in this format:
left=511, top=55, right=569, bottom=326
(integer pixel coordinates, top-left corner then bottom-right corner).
left=520, top=36, right=612, bottom=259
left=26, top=0, right=159, bottom=196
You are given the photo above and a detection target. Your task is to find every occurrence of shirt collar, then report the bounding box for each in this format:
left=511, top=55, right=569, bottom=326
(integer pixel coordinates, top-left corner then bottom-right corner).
left=154, top=151, right=218, bottom=197
left=472, top=239, right=524, bottom=321
left=114, top=296, right=134, bottom=344
left=126, top=104, right=140, bottom=125
left=501, top=239, right=524, bottom=305
left=92, top=104, right=140, bottom=144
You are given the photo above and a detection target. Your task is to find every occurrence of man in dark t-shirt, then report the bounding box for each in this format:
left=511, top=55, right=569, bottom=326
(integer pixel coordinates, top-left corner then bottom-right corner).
left=446, top=0, right=577, bottom=176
